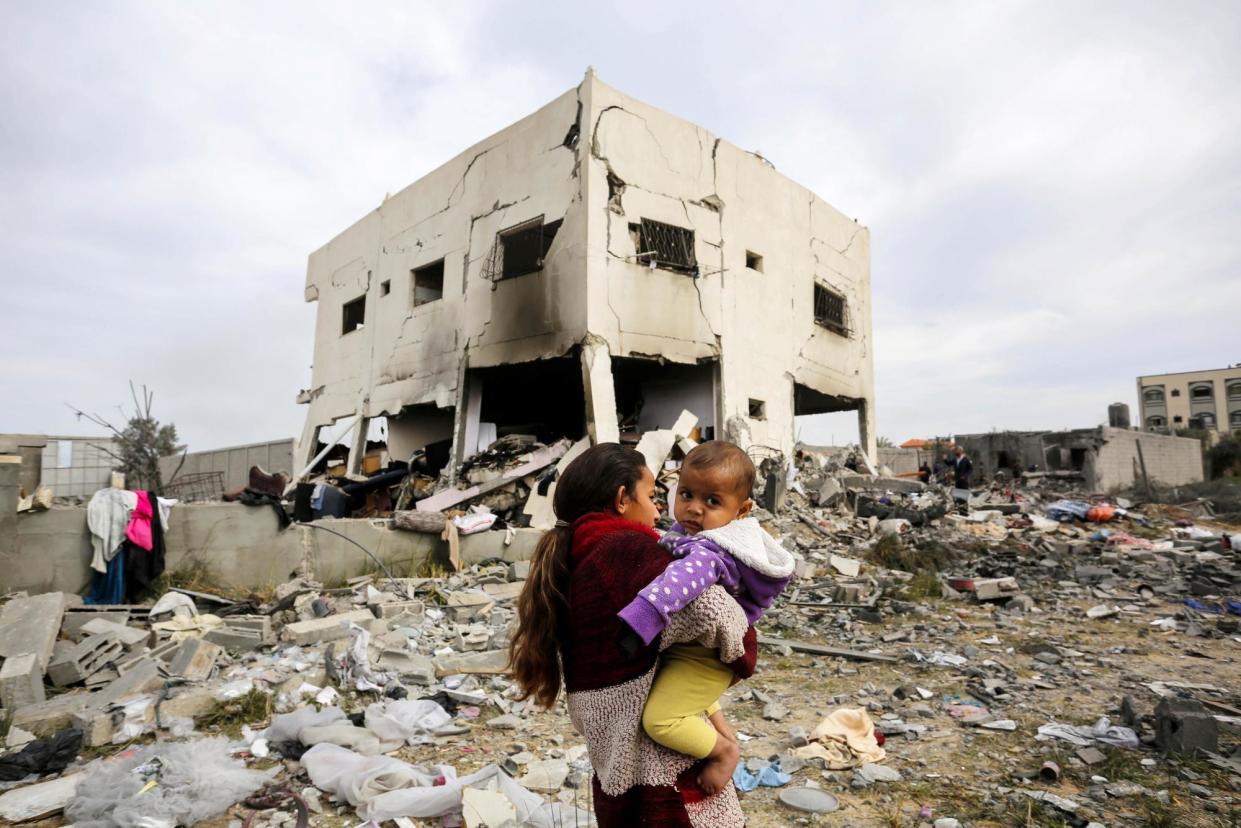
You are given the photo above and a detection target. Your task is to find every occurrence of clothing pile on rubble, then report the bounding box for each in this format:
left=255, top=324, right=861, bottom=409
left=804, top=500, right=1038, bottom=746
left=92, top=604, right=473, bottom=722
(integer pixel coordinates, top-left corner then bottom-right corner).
left=84, top=488, right=177, bottom=605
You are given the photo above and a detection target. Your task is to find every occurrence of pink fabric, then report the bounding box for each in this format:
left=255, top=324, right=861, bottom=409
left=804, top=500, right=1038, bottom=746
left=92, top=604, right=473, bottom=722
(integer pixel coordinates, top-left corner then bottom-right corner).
left=125, top=490, right=154, bottom=551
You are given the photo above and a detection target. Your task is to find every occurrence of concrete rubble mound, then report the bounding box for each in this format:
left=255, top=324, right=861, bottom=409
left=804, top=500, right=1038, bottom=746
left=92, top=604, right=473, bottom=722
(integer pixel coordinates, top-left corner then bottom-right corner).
left=0, top=439, right=1237, bottom=826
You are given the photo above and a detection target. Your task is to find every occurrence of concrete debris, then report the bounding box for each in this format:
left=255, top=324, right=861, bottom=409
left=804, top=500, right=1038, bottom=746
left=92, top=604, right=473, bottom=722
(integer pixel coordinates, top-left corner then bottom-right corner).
left=0, top=591, right=67, bottom=669
left=0, top=441, right=1236, bottom=827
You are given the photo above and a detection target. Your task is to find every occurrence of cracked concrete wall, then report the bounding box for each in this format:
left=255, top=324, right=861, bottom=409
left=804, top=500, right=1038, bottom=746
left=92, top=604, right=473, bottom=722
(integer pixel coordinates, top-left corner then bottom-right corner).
left=581, top=75, right=874, bottom=456
left=299, top=85, right=588, bottom=462
left=299, top=71, right=875, bottom=464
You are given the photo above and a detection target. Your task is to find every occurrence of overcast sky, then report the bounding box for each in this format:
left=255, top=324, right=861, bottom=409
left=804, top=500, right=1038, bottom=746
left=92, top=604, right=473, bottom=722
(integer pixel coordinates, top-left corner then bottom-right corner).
left=2, top=1, right=1239, bottom=452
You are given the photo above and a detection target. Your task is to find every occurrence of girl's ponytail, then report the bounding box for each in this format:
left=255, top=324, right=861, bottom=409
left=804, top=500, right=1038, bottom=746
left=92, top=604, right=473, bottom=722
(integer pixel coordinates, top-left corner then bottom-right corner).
left=509, top=443, right=647, bottom=707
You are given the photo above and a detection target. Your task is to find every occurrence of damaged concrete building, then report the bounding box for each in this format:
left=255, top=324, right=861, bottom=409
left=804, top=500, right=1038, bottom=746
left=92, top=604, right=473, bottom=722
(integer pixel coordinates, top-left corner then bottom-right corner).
left=295, top=70, right=875, bottom=476
left=956, top=427, right=1204, bottom=493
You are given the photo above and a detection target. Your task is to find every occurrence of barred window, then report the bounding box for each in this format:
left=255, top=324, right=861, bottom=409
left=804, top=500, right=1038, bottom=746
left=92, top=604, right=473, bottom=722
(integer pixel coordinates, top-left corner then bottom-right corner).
left=813, top=283, right=848, bottom=335
left=630, top=219, right=696, bottom=273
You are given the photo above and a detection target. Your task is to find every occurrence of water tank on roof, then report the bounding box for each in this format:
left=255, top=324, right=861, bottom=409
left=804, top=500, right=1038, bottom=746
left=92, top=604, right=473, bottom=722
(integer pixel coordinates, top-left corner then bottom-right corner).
left=1108, top=402, right=1131, bottom=429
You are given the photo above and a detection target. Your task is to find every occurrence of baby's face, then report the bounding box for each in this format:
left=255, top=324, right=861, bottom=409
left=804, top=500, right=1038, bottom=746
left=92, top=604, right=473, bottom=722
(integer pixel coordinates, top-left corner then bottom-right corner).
left=673, top=464, right=752, bottom=534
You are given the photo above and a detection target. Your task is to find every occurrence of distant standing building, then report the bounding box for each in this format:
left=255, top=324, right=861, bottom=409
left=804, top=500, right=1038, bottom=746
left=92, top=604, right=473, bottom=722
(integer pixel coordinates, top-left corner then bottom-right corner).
left=0, top=434, right=117, bottom=497
left=1136, top=366, right=1241, bottom=433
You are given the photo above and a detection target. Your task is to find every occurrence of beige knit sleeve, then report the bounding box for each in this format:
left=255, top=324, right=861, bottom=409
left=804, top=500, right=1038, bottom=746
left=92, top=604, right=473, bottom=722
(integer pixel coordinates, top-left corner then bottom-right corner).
left=659, top=584, right=749, bottom=663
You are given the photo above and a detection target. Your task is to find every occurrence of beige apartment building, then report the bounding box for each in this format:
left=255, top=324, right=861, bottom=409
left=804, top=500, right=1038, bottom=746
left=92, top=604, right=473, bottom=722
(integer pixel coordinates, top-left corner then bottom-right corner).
left=1136, top=366, right=1241, bottom=433
left=295, top=70, right=876, bottom=475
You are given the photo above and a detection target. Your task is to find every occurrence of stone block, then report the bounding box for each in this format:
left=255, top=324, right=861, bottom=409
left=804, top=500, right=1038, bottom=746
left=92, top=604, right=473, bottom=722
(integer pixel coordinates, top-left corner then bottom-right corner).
left=95, top=658, right=162, bottom=706
left=281, top=609, right=379, bottom=645
left=0, top=591, right=68, bottom=670
left=168, top=637, right=224, bottom=681
left=205, top=627, right=265, bottom=652
left=0, top=652, right=45, bottom=709
left=47, top=632, right=123, bottom=686
left=1155, top=697, right=1218, bottom=754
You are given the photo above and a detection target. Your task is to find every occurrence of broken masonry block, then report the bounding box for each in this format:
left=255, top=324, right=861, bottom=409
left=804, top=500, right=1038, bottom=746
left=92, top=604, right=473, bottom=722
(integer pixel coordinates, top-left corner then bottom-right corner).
left=11, top=692, right=94, bottom=738
left=69, top=708, right=116, bottom=748
left=47, top=632, right=123, bottom=687
left=168, top=637, right=224, bottom=681
left=0, top=652, right=46, bottom=709
left=974, top=577, right=1021, bottom=602
left=281, top=609, right=380, bottom=645
left=1154, top=696, right=1218, bottom=755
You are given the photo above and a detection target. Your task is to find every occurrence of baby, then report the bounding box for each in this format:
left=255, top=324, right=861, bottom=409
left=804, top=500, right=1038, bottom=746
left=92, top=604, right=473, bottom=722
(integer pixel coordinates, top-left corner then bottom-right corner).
left=618, top=441, right=794, bottom=794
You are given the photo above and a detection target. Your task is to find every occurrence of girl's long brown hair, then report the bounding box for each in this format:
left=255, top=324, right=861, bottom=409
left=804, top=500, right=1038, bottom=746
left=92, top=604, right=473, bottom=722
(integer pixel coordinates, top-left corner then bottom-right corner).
left=509, top=443, right=648, bottom=707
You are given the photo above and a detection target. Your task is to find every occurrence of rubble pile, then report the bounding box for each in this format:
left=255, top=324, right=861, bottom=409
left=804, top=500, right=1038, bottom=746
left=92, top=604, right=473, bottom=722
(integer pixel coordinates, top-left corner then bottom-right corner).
left=0, top=436, right=1237, bottom=827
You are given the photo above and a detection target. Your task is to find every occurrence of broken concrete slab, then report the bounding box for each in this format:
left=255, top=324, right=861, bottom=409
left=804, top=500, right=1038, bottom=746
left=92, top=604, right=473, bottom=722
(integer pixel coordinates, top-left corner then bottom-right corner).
left=417, top=440, right=571, bottom=513
left=0, top=652, right=45, bottom=709
left=0, top=591, right=67, bottom=669
left=62, top=608, right=130, bottom=640
left=433, top=649, right=510, bottom=678
left=281, top=609, right=379, bottom=645
left=0, top=772, right=81, bottom=822
left=371, top=600, right=426, bottom=620
left=975, top=577, right=1021, bottom=602
left=168, top=637, right=224, bottom=681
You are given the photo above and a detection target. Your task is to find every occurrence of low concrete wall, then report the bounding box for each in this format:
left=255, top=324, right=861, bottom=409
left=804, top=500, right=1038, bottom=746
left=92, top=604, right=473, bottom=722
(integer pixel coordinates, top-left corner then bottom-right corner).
left=1094, top=427, right=1204, bottom=492
left=5, top=503, right=542, bottom=596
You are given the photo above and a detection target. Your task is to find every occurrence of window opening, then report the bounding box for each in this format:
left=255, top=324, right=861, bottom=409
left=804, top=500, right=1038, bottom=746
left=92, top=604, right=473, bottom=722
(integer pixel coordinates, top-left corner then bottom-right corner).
left=380, top=280, right=391, bottom=296
left=486, top=216, right=562, bottom=281
left=629, top=219, right=697, bottom=273
left=342, top=295, right=365, bottom=335
left=1231, top=410, right=1241, bottom=427
left=1227, top=382, right=1241, bottom=400
left=1173, top=415, right=1183, bottom=424
left=813, top=283, right=849, bottom=335
left=1170, top=389, right=1181, bottom=397
left=413, top=259, right=445, bottom=306
left=748, top=398, right=767, bottom=420
left=1190, top=383, right=1213, bottom=400
left=1146, top=416, right=1166, bottom=429
left=745, top=251, right=763, bottom=272
left=1143, top=388, right=1164, bottom=403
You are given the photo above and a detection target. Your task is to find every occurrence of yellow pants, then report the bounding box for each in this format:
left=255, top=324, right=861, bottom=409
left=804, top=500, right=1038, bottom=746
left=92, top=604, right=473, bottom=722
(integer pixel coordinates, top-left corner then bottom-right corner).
left=642, top=644, right=733, bottom=759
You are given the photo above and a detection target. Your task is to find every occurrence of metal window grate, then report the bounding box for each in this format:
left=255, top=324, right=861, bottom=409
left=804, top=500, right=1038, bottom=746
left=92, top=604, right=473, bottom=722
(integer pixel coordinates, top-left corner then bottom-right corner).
left=635, top=219, right=696, bottom=273
left=813, top=283, right=849, bottom=335
left=162, top=471, right=225, bottom=502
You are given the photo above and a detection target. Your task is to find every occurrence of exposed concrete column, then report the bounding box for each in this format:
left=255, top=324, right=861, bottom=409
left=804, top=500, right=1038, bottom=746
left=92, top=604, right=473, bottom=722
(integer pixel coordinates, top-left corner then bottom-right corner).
left=346, top=415, right=370, bottom=476
left=857, top=399, right=878, bottom=470
left=293, top=419, right=321, bottom=480
left=0, top=456, right=19, bottom=558
left=580, top=335, right=619, bottom=445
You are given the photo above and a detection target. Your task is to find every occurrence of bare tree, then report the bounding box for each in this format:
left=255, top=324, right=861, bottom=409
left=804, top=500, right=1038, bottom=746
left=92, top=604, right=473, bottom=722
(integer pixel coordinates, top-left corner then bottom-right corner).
left=67, top=382, right=185, bottom=492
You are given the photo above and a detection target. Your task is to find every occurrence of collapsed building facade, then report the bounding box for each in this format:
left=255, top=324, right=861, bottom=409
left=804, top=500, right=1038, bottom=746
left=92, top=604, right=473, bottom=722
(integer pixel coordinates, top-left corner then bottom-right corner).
left=295, top=71, right=875, bottom=476
left=955, top=426, right=1204, bottom=493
